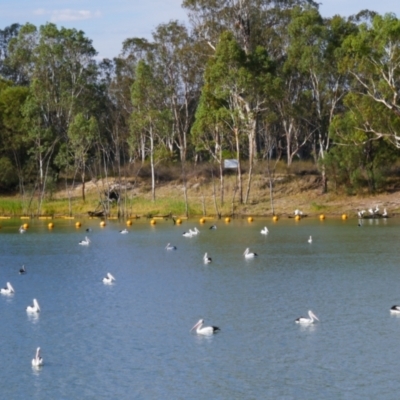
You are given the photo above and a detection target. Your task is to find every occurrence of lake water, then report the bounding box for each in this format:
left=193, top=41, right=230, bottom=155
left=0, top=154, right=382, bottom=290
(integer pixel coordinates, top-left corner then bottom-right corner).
left=1, top=216, right=400, bottom=399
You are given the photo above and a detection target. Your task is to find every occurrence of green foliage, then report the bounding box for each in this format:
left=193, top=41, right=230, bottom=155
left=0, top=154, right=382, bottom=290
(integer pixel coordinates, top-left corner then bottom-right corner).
left=324, top=133, right=398, bottom=194
left=0, top=157, right=19, bottom=188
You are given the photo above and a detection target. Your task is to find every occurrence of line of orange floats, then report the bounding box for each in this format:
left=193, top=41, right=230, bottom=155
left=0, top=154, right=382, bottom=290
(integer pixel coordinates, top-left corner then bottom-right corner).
left=16, top=213, right=350, bottom=231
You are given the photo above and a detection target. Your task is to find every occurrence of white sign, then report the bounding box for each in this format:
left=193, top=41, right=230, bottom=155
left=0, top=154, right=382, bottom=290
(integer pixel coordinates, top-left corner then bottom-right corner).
left=224, top=159, right=238, bottom=169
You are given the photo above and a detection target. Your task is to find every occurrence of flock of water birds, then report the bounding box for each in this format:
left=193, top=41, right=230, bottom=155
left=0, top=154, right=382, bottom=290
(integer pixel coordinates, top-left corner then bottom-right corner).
left=168, top=221, right=320, bottom=334
left=5, top=208, right=397, bottom=370
left=2, top=224, right=120, bottom=368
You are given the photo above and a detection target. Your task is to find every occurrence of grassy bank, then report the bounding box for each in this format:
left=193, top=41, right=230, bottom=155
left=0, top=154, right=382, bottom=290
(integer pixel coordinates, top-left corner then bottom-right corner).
left=1, top=161, right=400, bottom=219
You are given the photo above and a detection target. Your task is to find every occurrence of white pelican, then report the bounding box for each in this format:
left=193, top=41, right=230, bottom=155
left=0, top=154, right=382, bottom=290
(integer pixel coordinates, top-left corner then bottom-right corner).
left=357, top=210, right=365, bottom=218
left=190, top=227, right=200, bottom=235
left=190, top=319, right=220, bottom=335
left=120, top=228, right=129, bottom=234
left=382, top=208, right=388, bottom=217
left=0, top=282, right=15, bottom=295
left=295, top=310, right=319, bottom=325
left=86, top=228, right=92, bottom=232
left=203, top=253, right=212, bottom=264
left=182, top=231, right=193, bottom=238
left=390, top=305, right=400, bottom=314
left=26, top=298, right=40, bottom=314
left=19, top=225, right=26, bottom=234
left=294, top=209, right=303, bottom=216
left=243, top=248, right=258, bottom=258
left=374, top=205, right=380, bottom=214
left=209, top=225, right=217, bottom=230
left=368, top=208, right=375, bottom=215
left=103, top=272, right=115, bottom=284
left=261, top=226, right=269, bottom=235
left=19, top=265, right=26, bottom=274
left=79, top=236, right=90, bottom=245
left=31, top=347, right=43, bottom=367
left=165, top=243, right=177, bottom=250
left=308, top=236, right=312, bottom=243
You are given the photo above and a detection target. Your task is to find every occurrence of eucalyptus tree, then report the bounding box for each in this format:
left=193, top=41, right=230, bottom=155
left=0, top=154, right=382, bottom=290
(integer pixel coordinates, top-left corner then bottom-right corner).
left=285, top=7, right=355, bottom=191
left=192, top=31, right=276, bottom=205
left=121, top=38, right=156, bottom=163
left=338, top=13, right=400, bottom=149
left=152, top=21, right=205, bottom=162
left=67, top=113, right=98, bottom=201
left=7, top=22, right=99, bottom=205
left=21, top=96, right=59, bottom=214
left=182, top=0, right=320, bottom=54
left=191, top=85, right=229, bottom=207
left=0, top=23, right=21, bottom=83
left=130, top=60, right=172, bottom=202
left=0, top=81, right=29, bottom=193
left=327, top=111, right=398, bottom=193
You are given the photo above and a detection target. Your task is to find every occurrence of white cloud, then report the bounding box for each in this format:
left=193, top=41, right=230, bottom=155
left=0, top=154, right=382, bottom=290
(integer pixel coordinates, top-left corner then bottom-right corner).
left=33, top=8, right=101, bottom=22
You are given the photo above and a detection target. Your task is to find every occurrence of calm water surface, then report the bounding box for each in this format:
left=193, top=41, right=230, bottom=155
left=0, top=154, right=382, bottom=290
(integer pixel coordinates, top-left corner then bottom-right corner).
left=1, top=217, right=400, bottom=399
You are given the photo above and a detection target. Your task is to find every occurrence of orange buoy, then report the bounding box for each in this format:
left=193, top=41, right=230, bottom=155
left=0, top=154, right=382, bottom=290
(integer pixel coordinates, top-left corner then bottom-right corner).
left=176, top=218, right=182, bottom=225
left=200, top=218, right=206, bottom=224
left=295, top=215, right=301, bottom=221
left=75, top=221, right=81, bottom=228
left=319, top=214, right=325, bottom=220
left=247, top=217, right=253, bottom=222
left=48, top=222, right=54, bottom=229
left=23, top=223, right=29, bottom=229
left=342, top=214, right=348, bottom=220
left=100, top=221, right=106, bottom=227
left=225, top=217, right=231, bottom=223
left=150, top=219, right=156, bottom=225
left=126, top=220, right=132, bottom=226
left=272, top=215, right=279, bottom=222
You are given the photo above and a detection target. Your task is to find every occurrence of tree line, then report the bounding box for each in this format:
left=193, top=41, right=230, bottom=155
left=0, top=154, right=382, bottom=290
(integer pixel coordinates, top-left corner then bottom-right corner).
left=0, top=0, right=399, bottom=215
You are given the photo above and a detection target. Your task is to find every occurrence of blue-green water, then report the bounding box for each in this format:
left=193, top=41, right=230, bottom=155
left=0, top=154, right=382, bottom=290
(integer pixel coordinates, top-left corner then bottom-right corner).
left=0, top=217, right=399, bottom=399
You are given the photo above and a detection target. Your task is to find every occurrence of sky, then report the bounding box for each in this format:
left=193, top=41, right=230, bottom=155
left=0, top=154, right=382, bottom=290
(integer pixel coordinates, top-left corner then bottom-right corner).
left=0, top=0, right=399, bottom=60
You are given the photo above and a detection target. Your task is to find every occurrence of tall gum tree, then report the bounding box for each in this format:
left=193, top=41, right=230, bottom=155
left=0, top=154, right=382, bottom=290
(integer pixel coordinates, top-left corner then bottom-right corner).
left=192, top=31, right=276, bottom=205
left=339, top=13, right=400, bottom=148
left=286, top=8, right=354, bottom=191
left=67, top=113, right=98, bottom=202
left=130, top=60, right=172, bottom=202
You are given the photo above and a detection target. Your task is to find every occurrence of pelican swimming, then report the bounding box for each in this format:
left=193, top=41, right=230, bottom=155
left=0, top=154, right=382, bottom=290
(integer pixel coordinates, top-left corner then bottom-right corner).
left=261, top=226, right=269, bottom=235
left=295, top=310, right=319, bottom=325
left=19, top=265, right=26, bottom=274
left=120, top=229, right=129, bottom=234
left=203, top=253, right=212, bottom=264
left=190, top=319, right=220, bottom=335
left=308, top=236, right=312, bottom=243
left=86, top=228, right=92, bottom=232
left=19, top=225, right=26, bottom=234
left=243, top=248, right=258, bottom=258
left=390, top=305, right=400, bottom=314
left=182, top=231, right=193, bottom=238
left=382, top=208, right=388, bottom=217
left=165, top=243, right=177, bottom=250
left=0, top=282, right=15, bottom=295
left=209, top=225, right=217, bottom=230
left=26, top=298, right=40, bottom=313
left=103, top=272, right=115, bottom=284
left=294, top=209, right=303, bottom=216
left=79, top=236, right=90, bottom=245
left=190, top=227, right=200, bottom=235
left=31, top=347, right=43, bottom=367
